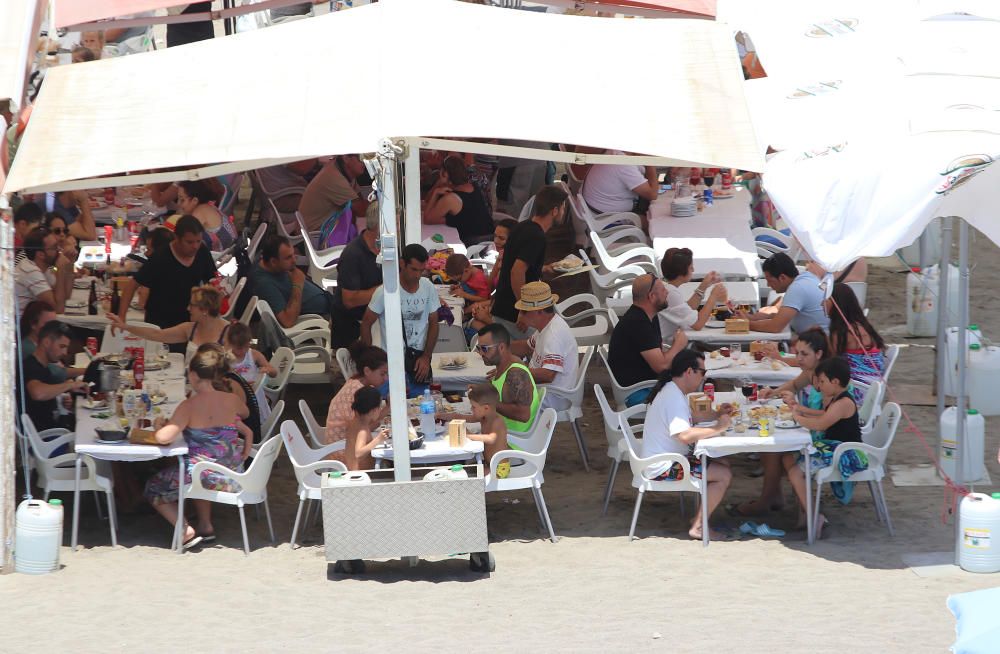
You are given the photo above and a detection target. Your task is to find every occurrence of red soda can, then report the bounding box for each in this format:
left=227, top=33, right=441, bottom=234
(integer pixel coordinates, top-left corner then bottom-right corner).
left=133, top=358, right=144, bottom=390
left=104, top=225, right=113, bottom=253
left=704, top=382, right=715, bottom=401
left=86, top=337, right=98, bottom=356
left=127, top=221, right=137, bottom=234
left=104, top=188, right=115, bottom=203
left=749, top=384, right=758, bottom=402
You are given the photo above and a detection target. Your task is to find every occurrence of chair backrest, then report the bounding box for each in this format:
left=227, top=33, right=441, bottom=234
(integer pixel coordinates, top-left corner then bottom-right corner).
left=298, top=398, right=326, bottom=447
left=882, top=344, right=900, bottom=383
left=566, top=346, right=595, bottom=400
left=335, top=347, right=357, bottom=379
left=220, top=277, right=247, bottom=320
left=240, top=435, right=283, bottom=491
left=218, top=172, right=244, bottom=215
left=247, top=222, right=268, bottom=262
left=556, top=294, right=610, bottom=346
left=518, top=195, right=535, bottom=221
left=594, top=384, right=624, bottom=451
left=607, top=308, right=619, bottom=328
left=260, top=399, right=284, bottom=443
left=266, top=196, right=302, bottom=241
left=465, top=242, right=493, bottom=260
left=21, top=414, right=61, bottom=461
left=597, top=344, right=630, bottom=407
left=863, top=401, right=901, bottom=453
left=845, top=281, right=868, bottom=309
left=856, top=379, right=884, bottom=431
left=617, top=408, right=652, bottom=477
left=508, top=407, right=557, bottom=472
left=239, top=295, right=258, bottom=326
left=280, top=420, right=347, bottom=488
left=262, top=346, right=295, bottom=402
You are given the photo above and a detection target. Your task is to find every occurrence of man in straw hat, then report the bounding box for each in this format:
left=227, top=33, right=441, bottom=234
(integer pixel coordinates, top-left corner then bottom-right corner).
left=510, top=281, right=578, bottom=410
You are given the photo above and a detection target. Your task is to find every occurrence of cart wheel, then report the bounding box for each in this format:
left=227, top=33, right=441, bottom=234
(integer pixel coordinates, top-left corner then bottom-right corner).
left=469, top=551, right=495, bottom=573
left=333, top=559, right=366, bottom=575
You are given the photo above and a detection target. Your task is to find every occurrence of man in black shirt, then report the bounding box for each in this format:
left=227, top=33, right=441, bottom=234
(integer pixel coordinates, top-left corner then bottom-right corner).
left=607, top=274, right=688, bottom=405
left=119, top=215, right=217, bottom=330
left=21, top=321, right=88, bottom=431
left=331, top=205, right=383, bottom=348
left=491, top=185, right=568, bottom=339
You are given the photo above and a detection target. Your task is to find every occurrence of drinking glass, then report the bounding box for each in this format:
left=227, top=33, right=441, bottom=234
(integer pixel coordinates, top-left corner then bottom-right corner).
left=739, top=377, right=754, bottom=405
left=731, top=343, right=742, bottom=360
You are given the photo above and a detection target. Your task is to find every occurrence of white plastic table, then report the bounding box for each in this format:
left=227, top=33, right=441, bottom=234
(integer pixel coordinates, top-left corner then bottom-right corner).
left=678, top=281, right=761, bottom=309
left=58, top=282, right=145, bottom=331
left=704, top=354, right=801, bottom=386
left=682, top=326, right=791, bottom=345
left=648, top=188, right=758, bottom=279
left=692, top=392, right=814, bottom=547
left=71, top=353, right=188, bottom=551
left=373, top=397, right=484, bottom=467
left=421, top=224, right=467, bottom=255
left=430, top=352, right=492, bottom=391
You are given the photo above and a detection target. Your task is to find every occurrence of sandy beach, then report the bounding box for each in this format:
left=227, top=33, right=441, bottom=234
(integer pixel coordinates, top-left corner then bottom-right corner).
left=4, top=232, right=999, bottom=653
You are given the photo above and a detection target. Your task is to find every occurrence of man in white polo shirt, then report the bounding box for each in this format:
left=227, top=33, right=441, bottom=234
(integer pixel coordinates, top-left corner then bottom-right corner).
left=510, top=282, right=578, bottom=410
left=581, top=151, right=660, bottom=214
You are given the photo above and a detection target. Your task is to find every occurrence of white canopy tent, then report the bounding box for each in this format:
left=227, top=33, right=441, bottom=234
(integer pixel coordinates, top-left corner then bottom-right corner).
left=718, top=0, right=1000, bottom=565
left=4, top=0, right=763, bottom=493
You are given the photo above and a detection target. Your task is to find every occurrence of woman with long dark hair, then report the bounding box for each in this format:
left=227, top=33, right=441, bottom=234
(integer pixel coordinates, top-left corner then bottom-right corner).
left=826, top=282, right=885, bottom=403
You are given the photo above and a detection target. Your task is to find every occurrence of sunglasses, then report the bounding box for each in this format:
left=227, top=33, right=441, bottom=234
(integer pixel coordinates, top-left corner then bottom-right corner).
left=476, top=343, right=500, bottom=352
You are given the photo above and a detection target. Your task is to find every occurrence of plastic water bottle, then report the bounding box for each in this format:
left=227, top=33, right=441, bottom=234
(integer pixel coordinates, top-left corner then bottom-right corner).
left=419, top=389, right=436, bottom=438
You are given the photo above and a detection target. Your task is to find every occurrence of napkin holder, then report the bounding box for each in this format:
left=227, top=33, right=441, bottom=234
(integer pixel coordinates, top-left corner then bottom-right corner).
left=129, top=428, right=159, bottom=445
left=749, top=340, right=767, bottom=354
left=688, top=394, right=713, bottom=413
left=448, top=419, right=467, bottom=447
left=724, top=318, right=750, bottom=334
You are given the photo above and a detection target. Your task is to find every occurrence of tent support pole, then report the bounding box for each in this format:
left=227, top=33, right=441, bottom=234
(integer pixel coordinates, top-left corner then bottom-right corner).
left=403, top=142, right=422, bottom=248
left=377, top=139, right=411, bottom=482
left=954, top=219, right=970, bottom=566
left=935, top=218, right=952, bottom=452
left=0, top=194, right=16, bottom=572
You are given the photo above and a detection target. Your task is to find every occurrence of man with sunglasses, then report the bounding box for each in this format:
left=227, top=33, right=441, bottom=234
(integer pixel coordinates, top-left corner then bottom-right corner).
left=642, top=349, right=734, bottom=540
left=15, top=227, right=74, bottom=313
left=608, top=274, right=688, bottom=405
left=476, top=323, right=540, bottom=432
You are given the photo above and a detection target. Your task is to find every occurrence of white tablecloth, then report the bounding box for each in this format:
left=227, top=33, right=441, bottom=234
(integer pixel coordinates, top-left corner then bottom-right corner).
left=421, top=224, right=467, bottom=255
left=59, top=283, right=145, bottom=331
left=682, top=326, right=791, bottom=344
left=648, top=188, right=758, bottom=279
left=374, top=397, right=484, bottom=465
left=704, top=355, right=801, bottom=385
left=678, top=281, right=761, bottom=309
left=430, top=352, right=491, bottom=391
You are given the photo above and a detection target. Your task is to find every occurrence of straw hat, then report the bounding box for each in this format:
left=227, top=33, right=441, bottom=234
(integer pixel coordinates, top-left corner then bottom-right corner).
left=514, top=281, right=558, bottom=311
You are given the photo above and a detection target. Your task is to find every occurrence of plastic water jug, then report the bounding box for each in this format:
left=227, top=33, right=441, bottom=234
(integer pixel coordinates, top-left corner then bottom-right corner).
left=959, top=493, right=1000, bottom=573
left=938, top=407, right=985, bottom=483
left=967, top=344, right=1000, bottom=416
left=906, top=264, right=959, bottom=337
left=944, top=325, right=984, bottom=396
left=15, top=499, right=63, bottom=574
left=322, top=471, right=371, bottom=487
left=419, top=389, right=436, bottom=438
left=423, top=464, right=469, bottom=481
left=898, top=217, right=941, bottom=269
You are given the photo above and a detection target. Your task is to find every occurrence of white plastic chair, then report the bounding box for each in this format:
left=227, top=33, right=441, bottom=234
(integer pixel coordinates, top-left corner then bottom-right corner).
left=254, top=299, right=330, bottom=349
left=846, top=281, right=868, bottom=310
left=250, top=399, right=284, bottom=459
left=295, top=211, right=344, bottom=291
left=882, top=344, right=900, bottom=385
left=619, top=413, right=701, bottom=541
left=579, top=249, right=644, bottom=311
left=589, top=230, right=658, bottom=275
left=238, top=295, right=258, bottom=326
left=335, top=347, right=357, bottom=380
left=465, top=242, right=495, bottom=261
left=812, top=402, right=902, bottom=540
left=545, top=346, right=594, bottom=471
left=556, top=294, right=611, bottom=347
left=572, top=192, right=643, bottom=234
left=23, top=415, right=117, bottom=546
left=485, top=408, right=559, bottom=542
left=265, top=197, right=307, bottom=266
left=280, top=421, right=347, bottom=547
left=854, top=379, right=885, bottom=435
left=247, top=222, right=268, bottom=262
left=220, top=277, right=247, bottom=321
left=182, top=436, right=283, bottom=555
left=752, top=227, right=802, bottom=260
left=298, top=399, right=329, bottom=450
left=595, top=385, right=646, bottom=515
left=597, top=344, right=657, bottom=410
left=256, top=346, right=295, bottom=405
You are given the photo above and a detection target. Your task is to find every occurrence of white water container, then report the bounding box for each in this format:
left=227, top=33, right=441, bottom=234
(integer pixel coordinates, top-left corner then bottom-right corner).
left=939, top=407, right=985, bottom=483
left=15, top=499, right=63, bottom=575
left=959, top=493, right=1000, bottom=573
left=968, top=344, right=1000, bottom=416
left=906, top=264, right=959, bottom=337
left=423, top=464, right=469, bottom=481
left=322, top=471, right=371, bottom=487
left=944, top=325, right=984, bottom=396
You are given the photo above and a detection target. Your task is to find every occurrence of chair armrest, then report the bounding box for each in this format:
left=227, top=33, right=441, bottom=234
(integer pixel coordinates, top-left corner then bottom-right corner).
left=188, top=460, right=244, bottom=491
left=488, top=448, right=544, bottom=477
left=290, top=330, right=331, bottom=348
left=299, top=459, right=348, bottom=476
left=292, top=345, right=332, bottom=363
left=303, top=439, right=346, bottom=464
left=601, top=227, right=649, bottom=248
left=289, top=317, right=329, bottom=331
left=594, top=210, right=642, bottom=225
left=629, top=451, right=691, bottom=481
left=621, top=379, right=657, bottom=394
left=50, top=453, right=97, bottom=481
left=40, top=430, right=75, bottom=455
left=561, top=308, right=608, bottom=326
left=828, top=441, right=887, bottom=473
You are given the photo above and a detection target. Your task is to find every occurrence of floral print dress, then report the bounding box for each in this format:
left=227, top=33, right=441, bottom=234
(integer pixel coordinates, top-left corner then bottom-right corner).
left=145, top=425, right=243, bottom=504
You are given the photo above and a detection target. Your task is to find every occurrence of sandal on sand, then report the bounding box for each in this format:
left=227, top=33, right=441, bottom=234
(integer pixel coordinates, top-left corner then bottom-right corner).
left=739, top=521, right=786, bottom=538
left=182, top=535, right=204, bottom=551
left=198, top=534, right=216, bottom=543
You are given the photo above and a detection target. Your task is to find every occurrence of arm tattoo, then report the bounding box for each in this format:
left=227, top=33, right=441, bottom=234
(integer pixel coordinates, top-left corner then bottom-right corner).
left=504, top=367, right=533, bottom=407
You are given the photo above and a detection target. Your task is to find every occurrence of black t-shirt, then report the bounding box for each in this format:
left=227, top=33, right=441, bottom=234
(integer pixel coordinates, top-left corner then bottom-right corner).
left=608, top=305, right=662, bottom=387
left=331, top=231, right=383, bottom=320
left=492, top=220, right=546, bottom=322
left=166, top=2, right=214, bottom=48
left=21, top=355, right=59, bottom=432
left=446, top=189, right=495, bottom=247
left=135, top=244, right=216, bottom=329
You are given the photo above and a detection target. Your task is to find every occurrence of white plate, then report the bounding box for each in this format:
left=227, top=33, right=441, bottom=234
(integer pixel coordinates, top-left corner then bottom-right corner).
left=82, top=400, right=108, bottom=410
left=95, top=437, right=128, bottom=445
left=150, top=395, right=168, bottom=406
left=775, top=419, right=798, bottom=429
left=439, top=364, right=468, bottom=371
left=705, top=357, right=733, bottom=370
left=705, top=320, right=726, bottom=329
left=74, top=277, right=97, bottom=289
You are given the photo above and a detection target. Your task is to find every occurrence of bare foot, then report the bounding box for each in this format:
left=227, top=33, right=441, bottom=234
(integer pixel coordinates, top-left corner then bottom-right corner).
left=688, top=526, right=727, bottom=540
left=736, top=498, right=783, bottom=516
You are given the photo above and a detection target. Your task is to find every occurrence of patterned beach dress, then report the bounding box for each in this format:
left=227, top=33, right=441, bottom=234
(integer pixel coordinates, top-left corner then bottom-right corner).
left=145, top=425, right=244, bottom=503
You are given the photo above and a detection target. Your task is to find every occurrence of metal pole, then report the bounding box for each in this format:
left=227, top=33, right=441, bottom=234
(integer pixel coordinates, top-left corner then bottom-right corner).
left=377, top=139, right=411, bottom=482
left=0, top=194, right=16, bottom=572
left=935, top=218, right=952, bottom=447
left=954, top=219, right=970, bottom=565
left=402, top=139, right=422, bottom=248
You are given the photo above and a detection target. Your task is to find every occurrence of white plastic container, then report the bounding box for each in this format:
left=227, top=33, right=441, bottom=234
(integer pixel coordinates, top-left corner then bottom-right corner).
left=959, top=493, right=1000, bottom=573
left=423, top=464, right=469, bottom=481
left=939, top=407, right=985, bottom=483
left=15, top=499, right=63, bottom=575
left=898, top=217, right=941, bottom=270
left=322, top=471, right=371, bottom=487
left=944, top=325, right=984, bottom=396
left=906, top=264, right=959, bottom=337
left=968, top=344, right=1000, bottom=416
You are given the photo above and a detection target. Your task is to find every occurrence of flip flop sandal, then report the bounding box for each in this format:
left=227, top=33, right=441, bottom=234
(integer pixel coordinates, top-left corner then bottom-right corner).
left=182, top=535, right=204, bottom=551
left=739, top=521, right=786, bottom=538
left=198, top=534, right=216, bottom=543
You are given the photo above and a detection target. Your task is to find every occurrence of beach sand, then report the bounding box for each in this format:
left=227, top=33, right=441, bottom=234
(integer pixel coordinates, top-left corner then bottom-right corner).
left=4, top=232, right=999, bottom=653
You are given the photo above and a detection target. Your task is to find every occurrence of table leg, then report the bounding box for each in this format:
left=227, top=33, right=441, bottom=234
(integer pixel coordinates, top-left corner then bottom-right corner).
left=804, top=446, right=814, bottom=546
left=71, top=454, right=82, bottom=551
left=701, top=453, right=709, bottom=548
left=173, top=455, right=185, bottom=553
